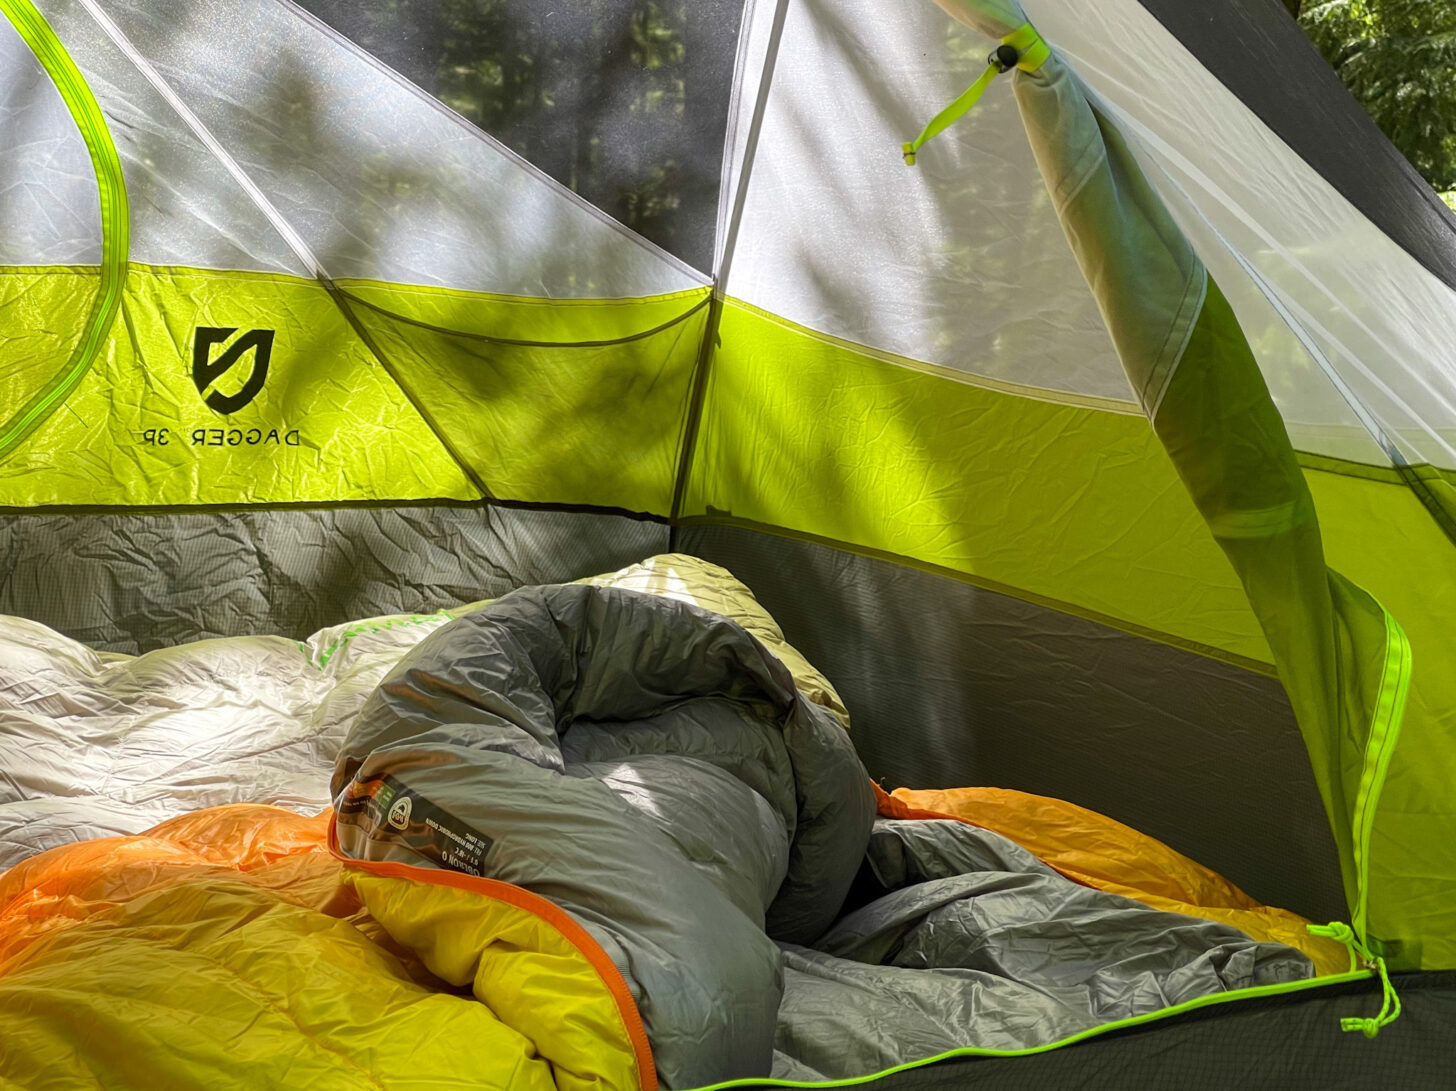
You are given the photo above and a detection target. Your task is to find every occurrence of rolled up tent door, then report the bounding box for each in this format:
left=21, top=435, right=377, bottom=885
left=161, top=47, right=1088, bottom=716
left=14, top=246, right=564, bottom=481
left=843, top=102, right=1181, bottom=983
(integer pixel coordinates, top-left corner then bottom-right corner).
left=920, top=0, right=1411, bottom=966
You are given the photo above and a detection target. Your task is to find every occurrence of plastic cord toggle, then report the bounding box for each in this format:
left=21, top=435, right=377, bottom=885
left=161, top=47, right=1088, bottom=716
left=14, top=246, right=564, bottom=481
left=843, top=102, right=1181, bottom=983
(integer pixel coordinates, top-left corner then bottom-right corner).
left=1306, top=921, right=1403, bottom=1037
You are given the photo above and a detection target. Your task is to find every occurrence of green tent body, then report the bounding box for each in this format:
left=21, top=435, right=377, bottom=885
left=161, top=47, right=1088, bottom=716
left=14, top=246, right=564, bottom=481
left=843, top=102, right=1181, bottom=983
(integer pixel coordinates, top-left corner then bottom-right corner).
left=2, top=0, right=1455, bottom=1080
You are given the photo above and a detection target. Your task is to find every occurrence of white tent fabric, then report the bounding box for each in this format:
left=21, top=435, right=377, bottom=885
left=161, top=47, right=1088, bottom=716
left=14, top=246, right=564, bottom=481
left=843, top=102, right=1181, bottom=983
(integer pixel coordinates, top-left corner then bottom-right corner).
left=24, top=0, right=307, bottom=274
left=0, top=14, right=98, bottom=264
left=721, top=0, right=1456, bottom=471
left=721, top=0, right=1133, bottom=406
left=39, top=0, right=706, bottom=296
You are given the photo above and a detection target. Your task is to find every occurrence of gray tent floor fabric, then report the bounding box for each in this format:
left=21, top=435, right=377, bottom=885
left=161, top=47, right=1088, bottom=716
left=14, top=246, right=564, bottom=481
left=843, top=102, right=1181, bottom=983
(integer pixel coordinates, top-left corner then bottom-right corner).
left=761, top=970, right=1456, bottom=1091
left=332, top=582, right=1314, bottom=1087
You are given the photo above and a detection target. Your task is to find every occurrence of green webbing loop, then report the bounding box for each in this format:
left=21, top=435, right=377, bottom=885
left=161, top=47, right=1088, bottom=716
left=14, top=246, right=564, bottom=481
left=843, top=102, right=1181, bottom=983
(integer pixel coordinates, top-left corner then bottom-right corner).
left=903, top=22, right=1048, bottom=166
left=1307, top=921, right=1404, bottom=1037
left=1002, top=22, right=1050, bottom=72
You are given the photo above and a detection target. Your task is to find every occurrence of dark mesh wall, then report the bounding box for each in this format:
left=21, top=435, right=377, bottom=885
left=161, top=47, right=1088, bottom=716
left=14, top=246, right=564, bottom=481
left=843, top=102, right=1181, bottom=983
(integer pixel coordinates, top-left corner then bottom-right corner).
left=681, top=524, right=1348, bottom=924
left=0, top=505, right=667, bottom=654
left=292, top=0, right=747, bottom=272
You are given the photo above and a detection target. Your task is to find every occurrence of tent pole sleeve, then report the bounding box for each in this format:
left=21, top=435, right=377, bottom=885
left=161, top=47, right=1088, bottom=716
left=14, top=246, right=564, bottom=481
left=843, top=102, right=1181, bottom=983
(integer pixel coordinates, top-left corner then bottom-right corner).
left=0, top=0, right=129, bottom=461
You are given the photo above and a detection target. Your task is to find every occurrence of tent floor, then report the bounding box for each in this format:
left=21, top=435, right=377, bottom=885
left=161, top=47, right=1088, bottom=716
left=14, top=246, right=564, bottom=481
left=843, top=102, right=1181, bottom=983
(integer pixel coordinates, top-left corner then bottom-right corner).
left=735, top=971, right=1456, bottom=1089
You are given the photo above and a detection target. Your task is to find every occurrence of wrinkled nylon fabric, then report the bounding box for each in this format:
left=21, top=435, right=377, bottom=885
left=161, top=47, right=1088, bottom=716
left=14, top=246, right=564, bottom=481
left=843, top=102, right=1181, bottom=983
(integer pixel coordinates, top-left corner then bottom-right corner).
left=331, top=583, right=878, bottom=1086
left=0, top=556, right=1331, bottom=1084
left=331, top=582, right=1316, bottom=1084
left=0, top=265, right=711, bottom=511
left=881, top=786, right=1346, bottom=975
left=772, top=818, right=1313, bottom=1078
left=681, top=299, right=1273, bottom=668
left=0, top=806, right=647, bottom=1090
left=0, top=801, right=1318, bottom=1088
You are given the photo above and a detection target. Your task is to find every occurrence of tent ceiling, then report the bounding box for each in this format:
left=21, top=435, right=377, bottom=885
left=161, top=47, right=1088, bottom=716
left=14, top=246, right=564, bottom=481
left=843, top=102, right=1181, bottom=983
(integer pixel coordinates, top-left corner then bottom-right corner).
left=1132, top=0, right=1456, bottom=296
left=0, top=13, right=99, bottom=264
left=291, top=0, right=746, bottom=275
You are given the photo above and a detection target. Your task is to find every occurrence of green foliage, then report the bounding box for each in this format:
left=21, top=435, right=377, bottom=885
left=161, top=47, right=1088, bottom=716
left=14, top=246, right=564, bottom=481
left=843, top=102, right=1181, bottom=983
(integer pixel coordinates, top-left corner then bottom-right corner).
left=1300, top=0, right=1456, bottom=189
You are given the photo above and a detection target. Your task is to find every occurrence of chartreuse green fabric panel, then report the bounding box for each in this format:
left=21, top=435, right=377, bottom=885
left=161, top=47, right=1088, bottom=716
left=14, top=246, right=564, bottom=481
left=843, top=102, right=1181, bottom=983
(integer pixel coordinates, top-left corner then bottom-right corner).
left=683, top=298, right=1274, bottom=667
left=1305, top=466, right=1456, bottom=970
left=0, top=269, right=97, bottom=442
left=339, top=280, right=711, bottom=513
left=0, top=265, right=709, bottom=512
left=0, top=265, right=476, bottom=505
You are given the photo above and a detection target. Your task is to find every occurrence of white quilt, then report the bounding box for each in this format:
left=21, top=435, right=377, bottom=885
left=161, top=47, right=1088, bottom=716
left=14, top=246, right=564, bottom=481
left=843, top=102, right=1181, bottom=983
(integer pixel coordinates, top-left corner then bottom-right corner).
left=0, top=554, right=847, bottom=870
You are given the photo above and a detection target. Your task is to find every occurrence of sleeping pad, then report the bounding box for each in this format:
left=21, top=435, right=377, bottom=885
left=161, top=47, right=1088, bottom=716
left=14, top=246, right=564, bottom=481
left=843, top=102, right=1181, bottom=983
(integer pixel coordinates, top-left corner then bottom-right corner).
left=329, top=582, right=1320, bottom=1086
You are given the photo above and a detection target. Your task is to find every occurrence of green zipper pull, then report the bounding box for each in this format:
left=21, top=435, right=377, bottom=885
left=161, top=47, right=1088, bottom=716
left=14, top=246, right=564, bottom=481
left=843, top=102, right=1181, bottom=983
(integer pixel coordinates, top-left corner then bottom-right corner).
left=903, top=22, right=1050, bottom=166
left=1307, top=921, right=1403, bottom=1037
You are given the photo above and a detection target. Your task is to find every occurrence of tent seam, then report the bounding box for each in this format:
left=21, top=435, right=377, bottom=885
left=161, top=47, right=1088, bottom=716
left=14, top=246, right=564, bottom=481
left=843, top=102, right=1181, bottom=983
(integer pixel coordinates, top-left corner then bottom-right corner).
left=669, top=0, right=793, bottom=526
left=70, top=0, right=493, bottom=500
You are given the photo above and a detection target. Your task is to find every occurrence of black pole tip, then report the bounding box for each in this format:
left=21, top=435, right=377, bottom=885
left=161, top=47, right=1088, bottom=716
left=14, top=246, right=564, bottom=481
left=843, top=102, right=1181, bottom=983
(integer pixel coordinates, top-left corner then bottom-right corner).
left=993, top=44, right=1020, bottom=72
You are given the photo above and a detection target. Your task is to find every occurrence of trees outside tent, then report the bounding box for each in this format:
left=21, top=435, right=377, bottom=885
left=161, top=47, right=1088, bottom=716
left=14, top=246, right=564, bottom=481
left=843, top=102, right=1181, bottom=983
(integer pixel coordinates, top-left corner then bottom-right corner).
left=1298, top=1, right=1456, bottom=202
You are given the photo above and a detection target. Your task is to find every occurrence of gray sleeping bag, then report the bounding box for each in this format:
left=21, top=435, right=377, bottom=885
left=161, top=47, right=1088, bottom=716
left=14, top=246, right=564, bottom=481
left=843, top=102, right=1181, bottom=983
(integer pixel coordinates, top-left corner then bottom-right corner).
left=332, top=583, right=1313, bottom=1087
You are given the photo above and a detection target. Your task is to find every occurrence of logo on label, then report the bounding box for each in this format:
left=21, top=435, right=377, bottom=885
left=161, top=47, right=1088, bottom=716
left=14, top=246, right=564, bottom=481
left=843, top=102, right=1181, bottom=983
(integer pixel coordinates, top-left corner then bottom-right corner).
left=192, top=326, right=275, bottom=414
left=387, top=795, right=413, bottom=830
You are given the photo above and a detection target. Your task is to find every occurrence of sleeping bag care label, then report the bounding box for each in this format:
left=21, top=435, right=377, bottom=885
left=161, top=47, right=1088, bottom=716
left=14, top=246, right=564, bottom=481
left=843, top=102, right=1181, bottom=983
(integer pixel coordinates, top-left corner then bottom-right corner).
left=337, top=773, right=492, bottom=876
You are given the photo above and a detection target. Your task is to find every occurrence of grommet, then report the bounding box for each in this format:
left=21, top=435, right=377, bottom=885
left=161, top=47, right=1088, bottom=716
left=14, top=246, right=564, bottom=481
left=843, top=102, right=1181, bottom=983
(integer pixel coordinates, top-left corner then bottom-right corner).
left=990, top=43, right=1020, bottom=72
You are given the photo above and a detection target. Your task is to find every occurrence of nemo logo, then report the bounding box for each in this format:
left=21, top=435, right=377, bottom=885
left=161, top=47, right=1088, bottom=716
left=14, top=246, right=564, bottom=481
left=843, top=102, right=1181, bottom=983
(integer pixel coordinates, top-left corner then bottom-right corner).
left=191, top=327, right=275, bottom=414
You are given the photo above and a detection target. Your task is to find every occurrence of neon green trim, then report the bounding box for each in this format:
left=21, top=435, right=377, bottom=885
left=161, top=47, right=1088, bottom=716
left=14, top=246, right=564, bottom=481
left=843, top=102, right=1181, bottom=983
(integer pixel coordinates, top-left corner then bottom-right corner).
left=0, top=0, right=128, bottom=458
left=690, top=971, right=1373, bottom=1089
left=903, top=22, right=1049, bottom=164
left=1351, top=604, right=1413, bottom=942
left=1306, top=921, right=1403, bottom=1036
